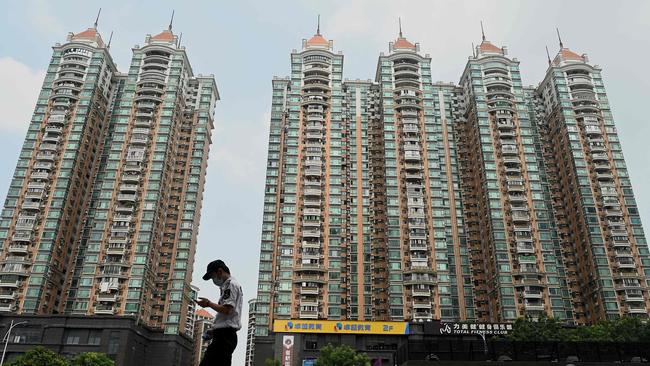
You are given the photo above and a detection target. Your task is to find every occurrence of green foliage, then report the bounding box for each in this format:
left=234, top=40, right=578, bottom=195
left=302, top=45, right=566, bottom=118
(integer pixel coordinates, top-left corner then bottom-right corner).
left=6, top=347, right=114, bottom=366
left=264, top=358, right=281, bottom=366
left=70, top=352, right=115, bottom=366
left=315, top=344, right=371, bottom=366
left=507, top=315, right=650, bottom=342
left=6, top=346, right=68, bottom=366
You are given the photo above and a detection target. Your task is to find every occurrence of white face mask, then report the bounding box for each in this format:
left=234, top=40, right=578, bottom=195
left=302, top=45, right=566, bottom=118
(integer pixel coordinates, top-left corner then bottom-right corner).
left=212, top=276, right=224, bottom=287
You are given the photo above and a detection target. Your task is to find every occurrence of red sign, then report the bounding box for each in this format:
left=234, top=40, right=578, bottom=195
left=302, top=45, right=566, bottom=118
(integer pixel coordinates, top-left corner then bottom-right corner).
left=282, top=335, right=294, bottom=366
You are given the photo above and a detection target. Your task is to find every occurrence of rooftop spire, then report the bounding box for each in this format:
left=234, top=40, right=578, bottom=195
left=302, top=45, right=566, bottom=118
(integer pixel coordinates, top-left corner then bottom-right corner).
left=316, top=14, right=321, bottom=35
left=169, top=10, right=175, bottom=31
left=94, top=8, right=101, bottom=29
left=556, top=27, right=563, bottom=48
left=107, top=31, right=113, bottom=48
left=545, top=45, right=551, bottom=65
left=480, top=21, right=486, bottom=41
left=399, top=17, right=403, bottom=38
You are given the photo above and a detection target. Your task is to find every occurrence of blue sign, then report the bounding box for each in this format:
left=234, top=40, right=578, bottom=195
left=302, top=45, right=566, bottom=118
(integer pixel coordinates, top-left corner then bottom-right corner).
left=302, top=359, right=316, bottom=366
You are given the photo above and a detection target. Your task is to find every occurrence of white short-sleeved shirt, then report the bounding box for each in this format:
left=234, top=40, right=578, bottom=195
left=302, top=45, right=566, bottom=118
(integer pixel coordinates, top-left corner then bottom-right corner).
left=213, top=276, right=243, bottom=330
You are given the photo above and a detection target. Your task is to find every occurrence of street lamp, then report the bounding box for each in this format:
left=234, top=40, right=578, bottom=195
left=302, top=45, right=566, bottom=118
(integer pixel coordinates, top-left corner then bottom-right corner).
left=0, top=320, right=27, bottom=366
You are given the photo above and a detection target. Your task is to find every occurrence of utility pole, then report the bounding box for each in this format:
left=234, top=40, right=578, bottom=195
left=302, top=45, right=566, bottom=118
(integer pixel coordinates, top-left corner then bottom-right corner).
left=1, top=320, right=27, bottom=366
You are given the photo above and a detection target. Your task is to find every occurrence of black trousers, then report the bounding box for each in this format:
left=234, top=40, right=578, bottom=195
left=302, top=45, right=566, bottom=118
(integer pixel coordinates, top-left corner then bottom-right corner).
left=200, top=328, right=238, bottom=366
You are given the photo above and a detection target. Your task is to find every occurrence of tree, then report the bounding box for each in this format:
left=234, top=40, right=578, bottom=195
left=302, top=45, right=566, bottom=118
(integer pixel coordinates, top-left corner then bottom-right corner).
left=70, top=352, right=115, bottom=366
left=264, top=358, right=281, bottom=366
left=6, top=346, right=68, bottom=366
left=507, top=315, right=650, bottom=343
left=315, top=344, right=371, bottom=366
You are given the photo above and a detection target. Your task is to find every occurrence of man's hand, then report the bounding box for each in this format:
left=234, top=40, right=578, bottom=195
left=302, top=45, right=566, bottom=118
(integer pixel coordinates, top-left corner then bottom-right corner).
left=196, top=297, right=212, bottom=308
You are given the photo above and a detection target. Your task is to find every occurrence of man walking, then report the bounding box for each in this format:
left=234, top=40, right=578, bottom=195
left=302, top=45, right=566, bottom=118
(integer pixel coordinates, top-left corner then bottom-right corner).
left=196, top=259, right=243, bottom=366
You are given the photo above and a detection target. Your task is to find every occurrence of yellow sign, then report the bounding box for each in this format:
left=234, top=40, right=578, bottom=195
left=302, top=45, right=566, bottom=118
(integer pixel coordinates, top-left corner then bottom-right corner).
left=273, top=319, right=410, bottom=335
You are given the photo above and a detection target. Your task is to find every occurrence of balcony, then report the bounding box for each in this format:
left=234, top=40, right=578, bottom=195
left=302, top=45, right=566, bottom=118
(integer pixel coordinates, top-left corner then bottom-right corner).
left=504, top=167, right=522, bottom=176
left=21, top=201, right=41, bottom=210
left=0, top=292, right=16, bottom=300
left=299, top=310, right=319, bottom=319
left=524, top=301, right=545, bottom=311
left=114, top=205, right=134, bottom=214
left=2, top=264, right=29, bottom=275
left=596, top=172, right=614, bottom=180
left=36, top=153, right=56, bottom=161
left=94, top=306, right=116, bottom=315
left=626, top=306, right=648, bottom=314
left=34, top=161, right=53, bottom=170
left=108, top=236, right=129, bottom=245
left=117, top=194, right=137, bottom=202
left=508, top=194, right=526, bottom=202
left=605, top=209, right=623, bottom=218
left=296, top=263, right=326, bottom=272
left=15, top=218, right=36, bottom=230
left=302, top=230, right=320, bottom=238
left=130, top=136, right=149, bottom=145
left=300, top=286, right=319, bottom=295
left=516, top=244, right=535, bottom=254
left=106, top=246, right=126, bottom=255
left=52, top=100, right=71, bottom=108
left=8, top=244, right=29, bottom=254
left=405, top=172, right=422, bottom=181
left=137, top=101, right=157, bottom=109
left=0, top=280, right=19, bottom=288
left=404, top=151, right=421, bottom=161
left=30, top=171, right=49, bottom=180
left=616, top=258, right=636, bottom=269
left=413, top=311, right=433, bottom=319
left=304, top=169, right=321, bottom=177
left=11, top=232, right=31, bottom=242
left=403, top=125, right=419, bottom=133
left=411, top=288, right=431, bottom=297
left=47, top=114, right=66, bottom=123
left=303, top=188, right=321, bottom=197
left=592, top=153, right=608, bottom=162
left=568, top=77, right=593, bottom=87
left=512, top=213, right=530, bottom=222
left=522, top=289, right=543, bottom=299
left=96, top=294, right=118, bottom=302
left=413, top=300, right=432, bottom=309
left=119, top=184, right=139, bottom=193
left=121, top=173, right=141, bottom=183
left=589, top=144, right=606, bottom=152
left=623, top=290, right=644, bottom=302
left=497, top=121, right=515, bottom=129
left=0, top=304, right=17, bottom=312
left=42, top=134, right=61, bottom=144
left=502, top=145, right=518, bottom=155
left=111, top=224, right=130, bottom=233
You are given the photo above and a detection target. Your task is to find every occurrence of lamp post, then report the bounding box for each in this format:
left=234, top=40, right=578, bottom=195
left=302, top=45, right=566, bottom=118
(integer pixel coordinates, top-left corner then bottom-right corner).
left=0, top=320, right=27, bottom=366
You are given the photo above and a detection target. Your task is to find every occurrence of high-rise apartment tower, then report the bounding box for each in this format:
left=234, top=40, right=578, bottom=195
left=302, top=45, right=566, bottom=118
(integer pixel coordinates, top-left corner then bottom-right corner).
left=0, top=20, right=218, bottom=338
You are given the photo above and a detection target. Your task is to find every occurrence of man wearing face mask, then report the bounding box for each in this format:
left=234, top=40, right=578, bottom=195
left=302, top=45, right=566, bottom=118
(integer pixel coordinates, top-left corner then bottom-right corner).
left=196, top=259, right=243, bottom=366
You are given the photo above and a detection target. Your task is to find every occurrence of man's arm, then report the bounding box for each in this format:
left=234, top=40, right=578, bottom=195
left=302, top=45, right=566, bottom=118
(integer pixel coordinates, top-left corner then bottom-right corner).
left=197, top=297, right=233, bottom=315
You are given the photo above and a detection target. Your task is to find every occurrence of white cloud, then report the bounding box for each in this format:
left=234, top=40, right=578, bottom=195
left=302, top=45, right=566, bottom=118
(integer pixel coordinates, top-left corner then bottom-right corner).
left=0, top=57, right=45, bottom=134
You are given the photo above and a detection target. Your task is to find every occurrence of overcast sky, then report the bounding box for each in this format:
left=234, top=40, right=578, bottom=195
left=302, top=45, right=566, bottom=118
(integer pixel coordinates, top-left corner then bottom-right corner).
left=1, top=0, right=649, bottom=363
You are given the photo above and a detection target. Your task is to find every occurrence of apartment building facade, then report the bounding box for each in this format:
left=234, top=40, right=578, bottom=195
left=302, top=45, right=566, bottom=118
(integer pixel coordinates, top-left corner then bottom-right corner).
left=0, top=21, right=218, bottom=339
left=535, top=42, right=649, bottom=323
left=253, top=27, right=649, bottom=358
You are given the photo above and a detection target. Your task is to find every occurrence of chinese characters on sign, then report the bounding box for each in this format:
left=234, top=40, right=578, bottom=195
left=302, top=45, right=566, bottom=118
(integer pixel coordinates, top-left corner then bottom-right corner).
left=273, top=320, right=410, bottom=335
left=439, top=322, right=512, bottom=336
left=282, top=335, right=294, bottom=366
